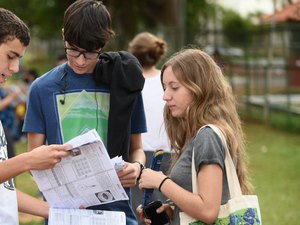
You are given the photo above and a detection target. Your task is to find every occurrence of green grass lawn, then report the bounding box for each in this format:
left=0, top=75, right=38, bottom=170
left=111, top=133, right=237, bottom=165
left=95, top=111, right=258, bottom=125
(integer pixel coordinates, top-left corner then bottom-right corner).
left=15, top=121, right=300, bottom=225
left=244, top=121, right=300, bottom=224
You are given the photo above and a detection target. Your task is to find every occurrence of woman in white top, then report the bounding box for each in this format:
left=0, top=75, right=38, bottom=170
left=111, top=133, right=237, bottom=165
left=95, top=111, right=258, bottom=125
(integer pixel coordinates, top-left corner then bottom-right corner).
left=128, top=32, right=170, bottom=223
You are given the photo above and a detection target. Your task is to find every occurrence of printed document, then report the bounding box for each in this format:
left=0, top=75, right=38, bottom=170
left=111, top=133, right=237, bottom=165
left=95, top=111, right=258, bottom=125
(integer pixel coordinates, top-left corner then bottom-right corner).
left=48, top=208, right=126, bottom=225
left=31, top=129, right=128, bottom=209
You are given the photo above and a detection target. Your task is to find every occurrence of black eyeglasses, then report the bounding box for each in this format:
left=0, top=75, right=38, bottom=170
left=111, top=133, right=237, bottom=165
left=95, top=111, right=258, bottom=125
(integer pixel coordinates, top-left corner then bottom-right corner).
left=64, top=47, right=101, bottom=60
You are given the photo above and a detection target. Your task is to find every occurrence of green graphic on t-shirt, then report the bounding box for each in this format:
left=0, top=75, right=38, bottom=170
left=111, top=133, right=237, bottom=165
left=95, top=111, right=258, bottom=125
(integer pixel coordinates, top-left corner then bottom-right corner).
left=56, top=90, right=110, bottom=145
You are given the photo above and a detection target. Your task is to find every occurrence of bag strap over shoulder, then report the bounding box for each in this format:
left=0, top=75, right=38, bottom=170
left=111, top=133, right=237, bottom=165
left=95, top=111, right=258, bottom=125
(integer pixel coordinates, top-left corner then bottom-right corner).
left=191, top=124, right=242, bottom=198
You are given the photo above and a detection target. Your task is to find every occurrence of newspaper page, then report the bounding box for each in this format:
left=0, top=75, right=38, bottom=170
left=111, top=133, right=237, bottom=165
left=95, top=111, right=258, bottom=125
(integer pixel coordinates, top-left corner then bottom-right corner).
left=48, top=208, right=126, bottom=225
left=31, top=129, right=128, bottom=209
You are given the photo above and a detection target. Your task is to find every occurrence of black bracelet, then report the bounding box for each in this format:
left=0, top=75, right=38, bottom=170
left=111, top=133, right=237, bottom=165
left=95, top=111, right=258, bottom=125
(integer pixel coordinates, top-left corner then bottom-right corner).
left=133, top=161, right=145, bottom=181
left=158, top=176, right=170, bottom=192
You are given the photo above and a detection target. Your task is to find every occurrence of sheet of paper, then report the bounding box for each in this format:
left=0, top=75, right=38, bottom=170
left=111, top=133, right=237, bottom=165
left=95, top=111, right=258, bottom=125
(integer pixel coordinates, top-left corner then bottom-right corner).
left=31, top=129, right=128, bottom=208
left=111, top=156, right=125, bottom=172
left=66, top=129, right=101, bottom=148
left=48, top=208, right=126, bottom=225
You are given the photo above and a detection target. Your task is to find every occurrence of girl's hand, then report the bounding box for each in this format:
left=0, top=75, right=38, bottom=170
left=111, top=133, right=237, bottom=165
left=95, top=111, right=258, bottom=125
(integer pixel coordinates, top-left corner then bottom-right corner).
left=136, top=203, right=174, bottom=225
left=136, top=204, right=151, bottom=224
left=161, top=201, right=175, bottom=221
left=138, top=168, right=166, bottom=190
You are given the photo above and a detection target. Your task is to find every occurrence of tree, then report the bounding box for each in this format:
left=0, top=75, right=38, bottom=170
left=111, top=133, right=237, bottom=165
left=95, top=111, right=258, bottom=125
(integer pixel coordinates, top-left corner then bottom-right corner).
left=222, top=9, right=254, bottom=46
left=103, top=0, right=178, bottom=49
left=1, top=0, right=73, bottom=39
left=1, top=0, right=218, bottom=50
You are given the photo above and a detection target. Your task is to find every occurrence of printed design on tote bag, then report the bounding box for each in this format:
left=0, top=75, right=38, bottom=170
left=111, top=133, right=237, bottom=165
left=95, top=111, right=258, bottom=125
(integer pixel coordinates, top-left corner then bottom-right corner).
left=189, top=208, right=261, bottom=225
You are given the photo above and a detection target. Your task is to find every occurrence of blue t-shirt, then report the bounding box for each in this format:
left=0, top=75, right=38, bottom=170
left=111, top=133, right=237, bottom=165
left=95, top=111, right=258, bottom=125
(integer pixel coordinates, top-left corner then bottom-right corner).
left=23, top=63, right=146, bottom=146
left=23, top=63, right=146, bottom=225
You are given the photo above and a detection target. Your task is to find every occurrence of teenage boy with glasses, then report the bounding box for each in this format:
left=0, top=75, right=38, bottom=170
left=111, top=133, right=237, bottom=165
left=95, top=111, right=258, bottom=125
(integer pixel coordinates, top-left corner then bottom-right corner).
left=23, top=1, right=146, bottom=225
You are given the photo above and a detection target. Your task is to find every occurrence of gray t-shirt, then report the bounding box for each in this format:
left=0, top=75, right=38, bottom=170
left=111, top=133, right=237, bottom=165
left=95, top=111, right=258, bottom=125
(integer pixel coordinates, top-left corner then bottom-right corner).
left=170, top=126, right=230, bottom=225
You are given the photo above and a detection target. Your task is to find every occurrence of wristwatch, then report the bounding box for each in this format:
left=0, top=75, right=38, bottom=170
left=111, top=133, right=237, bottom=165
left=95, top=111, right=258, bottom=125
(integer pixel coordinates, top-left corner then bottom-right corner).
left=134, top=161, right=145, bottom=181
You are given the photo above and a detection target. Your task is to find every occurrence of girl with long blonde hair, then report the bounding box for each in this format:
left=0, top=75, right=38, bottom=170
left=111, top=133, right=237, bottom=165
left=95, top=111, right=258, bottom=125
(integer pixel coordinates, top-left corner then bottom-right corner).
left=138, top=48, right=252, bottom=224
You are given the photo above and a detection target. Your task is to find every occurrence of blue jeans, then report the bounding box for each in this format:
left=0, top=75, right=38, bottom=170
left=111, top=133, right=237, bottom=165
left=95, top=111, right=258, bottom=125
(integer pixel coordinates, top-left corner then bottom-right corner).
left=44, top=188, right=137, bottom=225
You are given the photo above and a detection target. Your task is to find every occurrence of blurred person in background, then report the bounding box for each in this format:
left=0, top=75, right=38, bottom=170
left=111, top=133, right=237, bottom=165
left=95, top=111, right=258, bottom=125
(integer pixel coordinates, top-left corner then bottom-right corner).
left=12, top=68, right=39, bottom=142
left=128, top=31, right=171, bottom=223
left=0, top=84, right=21, bottom=158
left=55, top=54, right=67, bottom=66
left=23, top=68, right=38, bottom=87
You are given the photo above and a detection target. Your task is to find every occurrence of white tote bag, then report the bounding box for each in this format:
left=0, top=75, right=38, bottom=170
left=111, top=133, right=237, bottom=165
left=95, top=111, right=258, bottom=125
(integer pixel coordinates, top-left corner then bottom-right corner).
left=179, top=124, right=262, bottom=225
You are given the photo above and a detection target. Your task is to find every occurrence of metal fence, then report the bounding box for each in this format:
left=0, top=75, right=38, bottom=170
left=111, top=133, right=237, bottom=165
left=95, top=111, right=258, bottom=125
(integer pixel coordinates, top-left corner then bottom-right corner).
left=213, top=23, right=300, bottom=132
left=144, top=23, right=300, bottom=132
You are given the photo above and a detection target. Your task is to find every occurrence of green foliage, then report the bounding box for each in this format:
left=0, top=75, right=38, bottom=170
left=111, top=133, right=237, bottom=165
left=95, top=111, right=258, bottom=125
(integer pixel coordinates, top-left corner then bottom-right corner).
left=1, top=0, right=220, bottom=50
left=186, top=0, right=209, bottom=29
left=0, top=0, right=72, bottom=39
left=104, top=0, right=180, bottom=49
left=223, top=9, right=254, bottom=46
left=1, top=0, right=257, bottom=52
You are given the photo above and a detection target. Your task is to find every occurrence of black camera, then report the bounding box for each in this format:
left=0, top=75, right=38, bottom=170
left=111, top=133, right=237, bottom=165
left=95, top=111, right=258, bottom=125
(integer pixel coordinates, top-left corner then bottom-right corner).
left=143, top=200, right=170, bottom=225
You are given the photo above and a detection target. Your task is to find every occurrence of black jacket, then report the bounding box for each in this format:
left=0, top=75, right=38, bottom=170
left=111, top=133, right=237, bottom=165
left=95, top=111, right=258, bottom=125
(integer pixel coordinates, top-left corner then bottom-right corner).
left=93, top=51, right=145, bottom=161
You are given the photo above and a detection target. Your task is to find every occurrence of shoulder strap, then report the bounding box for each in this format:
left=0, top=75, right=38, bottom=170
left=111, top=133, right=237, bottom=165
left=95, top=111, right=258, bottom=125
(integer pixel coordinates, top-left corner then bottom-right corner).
left=191, top=124, right=242, bottom=198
